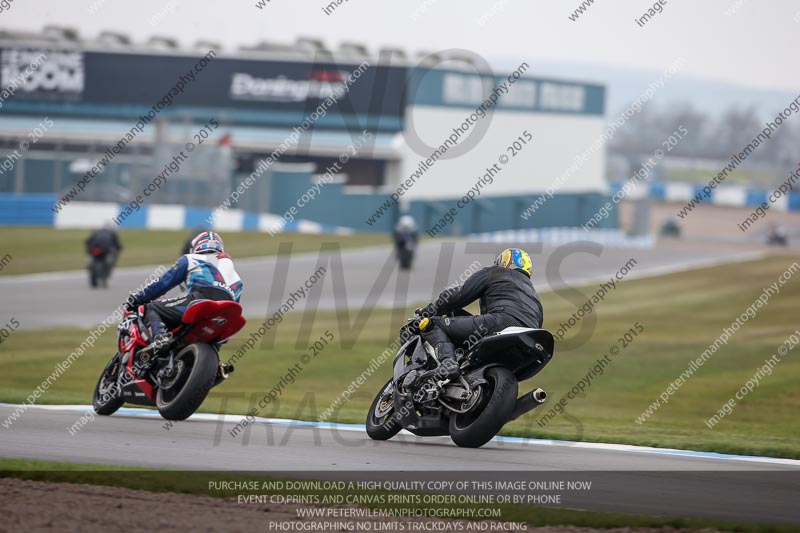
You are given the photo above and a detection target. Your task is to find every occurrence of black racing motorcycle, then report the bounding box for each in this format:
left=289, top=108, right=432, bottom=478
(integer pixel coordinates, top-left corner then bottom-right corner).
left=397, top=240, right=416, bottom=270
left=366, top=310, right=554, bottom=448
left=395, top=237, right=417, bottom=271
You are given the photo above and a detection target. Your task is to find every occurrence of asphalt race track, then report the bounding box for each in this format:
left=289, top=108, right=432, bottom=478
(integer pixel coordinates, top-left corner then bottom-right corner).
left=2, top=405, right=799, bottom=524
left=2, top=240, right=763, bottom=330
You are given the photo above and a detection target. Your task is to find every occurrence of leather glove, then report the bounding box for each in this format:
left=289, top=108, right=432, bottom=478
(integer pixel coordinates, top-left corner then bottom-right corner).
left=123, top=294, right=139, bottom=312
left=415, top=303, right=437, bottom=318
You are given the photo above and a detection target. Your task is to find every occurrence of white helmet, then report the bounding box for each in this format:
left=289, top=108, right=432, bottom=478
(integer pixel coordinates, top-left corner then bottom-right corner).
left=396, top=215, right=417, bottom=232
left=190, top=231, right=224, bottom=254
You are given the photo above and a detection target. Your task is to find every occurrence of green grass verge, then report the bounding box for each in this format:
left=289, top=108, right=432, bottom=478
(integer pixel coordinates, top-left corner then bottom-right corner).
left=0, top=227, right=391, bottom=276
left=0, top=458, right=793, bottom=532
left=1, top=256, right=799, bottom=458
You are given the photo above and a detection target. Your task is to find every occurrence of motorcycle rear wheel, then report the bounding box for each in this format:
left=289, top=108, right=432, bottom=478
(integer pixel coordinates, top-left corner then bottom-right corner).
left=156, top=343, right=218, bottom=421
left=92, top=353, right=125, bottom=416
left=366, top=379, right=402, bottom=441
left=448, top=366, right=517, bottom=448
left=398, top=249, right=413, bottom=270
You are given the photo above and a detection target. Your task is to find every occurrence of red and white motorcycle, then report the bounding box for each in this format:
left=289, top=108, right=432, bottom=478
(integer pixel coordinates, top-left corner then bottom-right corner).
left=92, top=300, right=246, bottom=420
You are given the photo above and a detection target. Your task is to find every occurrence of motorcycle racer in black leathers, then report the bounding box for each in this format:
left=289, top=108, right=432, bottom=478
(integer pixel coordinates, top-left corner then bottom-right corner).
left=414, top=248, right=543, bottom=383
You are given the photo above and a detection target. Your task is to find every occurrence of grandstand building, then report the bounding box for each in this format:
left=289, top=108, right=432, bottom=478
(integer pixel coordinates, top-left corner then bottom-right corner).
left=0, top=26, right=613, bottom=234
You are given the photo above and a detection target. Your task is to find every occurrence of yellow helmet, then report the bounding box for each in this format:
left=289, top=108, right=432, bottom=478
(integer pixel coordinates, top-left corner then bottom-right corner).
left=494, top=248, right=532, bottom=277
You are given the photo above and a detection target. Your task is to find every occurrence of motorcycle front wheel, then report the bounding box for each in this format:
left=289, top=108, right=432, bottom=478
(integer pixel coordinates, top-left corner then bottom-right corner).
left=92, top=352, right=125, bottom=416
left=448, top=366, right=517, bottom=448
left=366, top=379, right=402, bottom=441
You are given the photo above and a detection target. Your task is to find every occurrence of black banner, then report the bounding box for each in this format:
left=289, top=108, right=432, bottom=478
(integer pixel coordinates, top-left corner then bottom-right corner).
left=0, top=47, right=407, bottom=128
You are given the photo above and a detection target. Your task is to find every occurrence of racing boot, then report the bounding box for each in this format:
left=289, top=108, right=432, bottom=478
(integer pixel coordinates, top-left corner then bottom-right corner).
left=418, top=318, right=461, bottom=385
left=141, top=320, right=172, bottom=357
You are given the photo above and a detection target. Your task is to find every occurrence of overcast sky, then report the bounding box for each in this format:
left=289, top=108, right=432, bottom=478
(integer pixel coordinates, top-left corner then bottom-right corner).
left=2, top=0, right=798, bottom=93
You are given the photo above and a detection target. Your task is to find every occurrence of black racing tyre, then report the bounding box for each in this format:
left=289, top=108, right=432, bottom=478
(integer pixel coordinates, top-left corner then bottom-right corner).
left=366, top=379, right=402, bottom=441
left=90, top=258, right=110, bottom=288
left=449, top=366, right=517, bottom=448
left=156, top=343, right=218, bottom=421
left=397, top=249, right=413, bottom=270
left=92, top=353, right=125, bottom=416
left=89, top=261, right=101, bottom=288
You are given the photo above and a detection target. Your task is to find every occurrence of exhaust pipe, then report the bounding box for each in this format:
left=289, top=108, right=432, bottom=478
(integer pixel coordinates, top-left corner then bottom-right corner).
left=510, top=387, right=547, bottom=420
left=220, top=363, right=234, bottom=379
left=212, top=363, right=235, bottom=387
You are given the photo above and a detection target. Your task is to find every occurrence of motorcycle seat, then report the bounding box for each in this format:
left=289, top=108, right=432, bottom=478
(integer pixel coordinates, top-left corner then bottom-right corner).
left=182, top=299, right=242, bottom=325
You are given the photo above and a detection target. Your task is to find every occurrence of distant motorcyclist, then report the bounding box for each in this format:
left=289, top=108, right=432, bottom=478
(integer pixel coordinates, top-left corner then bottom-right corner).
left=767, top=223, right=788, bottom=246
left=414, top=248, right=543, bottom=382
left=124, top=231, right=243, bottom=354
left=86, top=223, right=123, bottom=288
left=393, top=215, right=418, bottom=270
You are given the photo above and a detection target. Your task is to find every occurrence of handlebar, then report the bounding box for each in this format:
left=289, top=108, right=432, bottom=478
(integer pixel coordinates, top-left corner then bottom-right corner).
left=401, top=307, right=473, bottom=336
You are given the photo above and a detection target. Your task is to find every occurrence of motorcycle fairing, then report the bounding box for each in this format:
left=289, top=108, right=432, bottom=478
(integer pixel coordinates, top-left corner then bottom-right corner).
left=181, top=300, right=247, bottom=345
left=118, top=317, right=157, bottom=404
left=465, top=328, right=554, bottom=382
left=392, top=336, right=423, bottom=382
